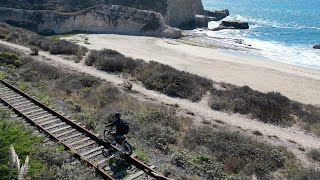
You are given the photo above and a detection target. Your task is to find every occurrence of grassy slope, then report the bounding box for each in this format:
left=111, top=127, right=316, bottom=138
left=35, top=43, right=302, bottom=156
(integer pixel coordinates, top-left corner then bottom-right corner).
left=84, top=48, right=320, bottom=136
left=0, top=23, right=87, bottom=59
left=2, top=45, right=319, bottom=179
left=0, top=110, right=43, bottom=179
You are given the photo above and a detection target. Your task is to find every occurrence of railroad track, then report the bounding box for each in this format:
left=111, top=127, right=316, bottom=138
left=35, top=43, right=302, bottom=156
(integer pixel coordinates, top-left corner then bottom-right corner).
left=0, top=80, right=169, bottom=180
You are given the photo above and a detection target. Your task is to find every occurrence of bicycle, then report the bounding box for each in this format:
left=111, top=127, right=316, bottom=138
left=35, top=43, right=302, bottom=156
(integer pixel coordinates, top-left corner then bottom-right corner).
left=102, top=127, right=133, bottom=158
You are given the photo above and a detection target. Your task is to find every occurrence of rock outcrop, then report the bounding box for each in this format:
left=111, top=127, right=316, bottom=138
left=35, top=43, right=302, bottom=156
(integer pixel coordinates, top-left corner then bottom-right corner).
left=195, top=9, right=230, bottom=28
left=0, top=0, right=205, bottom=30
left=110, top=0, right=206, bottom=29
left=0, top=5, right=182, bottom=38
left=195, top=15, right=208, bottom=28
left=212, top=21, right=249, bottom=31
left=194, top=0, right=205, bottom=15
left=205, top=9, right=230, bottom=21
left=313, top=44, right=320, bottom=49
left=163, top=0, right=202, bottom=29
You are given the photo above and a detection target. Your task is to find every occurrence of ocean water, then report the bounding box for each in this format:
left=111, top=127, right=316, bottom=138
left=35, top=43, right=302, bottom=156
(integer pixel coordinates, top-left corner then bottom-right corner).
left=201, top=0, right=320, bottom=69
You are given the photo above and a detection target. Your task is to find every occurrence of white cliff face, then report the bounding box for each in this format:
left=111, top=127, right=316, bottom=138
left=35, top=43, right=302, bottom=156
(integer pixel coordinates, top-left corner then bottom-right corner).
left=0, top=5, right=182, bottom=38
left=0, top=0, right=205, bottom=30
left=194, top=0, right=205, bottom=15
left=162, top=0, right=204, bottom=29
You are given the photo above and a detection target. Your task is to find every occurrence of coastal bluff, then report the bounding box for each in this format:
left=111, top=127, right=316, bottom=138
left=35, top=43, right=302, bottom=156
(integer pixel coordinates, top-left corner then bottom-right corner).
left=0, top=0, right=204, bottom=30
left=0, top=5, right=182, bottom=38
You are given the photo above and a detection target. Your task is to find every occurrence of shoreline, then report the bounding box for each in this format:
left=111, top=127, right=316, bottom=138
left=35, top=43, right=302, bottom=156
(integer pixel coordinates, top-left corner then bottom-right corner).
left=63, top=33, right=320, bottom=105
left=187, top=29, right=320, bottom=70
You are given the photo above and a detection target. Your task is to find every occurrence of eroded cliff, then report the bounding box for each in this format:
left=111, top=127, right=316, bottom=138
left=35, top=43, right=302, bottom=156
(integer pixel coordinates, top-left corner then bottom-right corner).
left=0, top=0, right=204, bottom=29
left=0, top=5, right=182, bottom=38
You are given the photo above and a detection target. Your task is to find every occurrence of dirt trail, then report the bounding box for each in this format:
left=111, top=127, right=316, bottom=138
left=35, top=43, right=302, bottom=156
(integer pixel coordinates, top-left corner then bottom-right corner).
left=1, top=40, right=319, bottom=166
left=65, top=34, right=320, bottom=106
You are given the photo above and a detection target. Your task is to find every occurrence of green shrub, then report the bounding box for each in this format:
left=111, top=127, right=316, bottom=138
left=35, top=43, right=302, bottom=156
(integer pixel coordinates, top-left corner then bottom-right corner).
left=135, top=148, right=149, bottom=162
left=307, top=149, right=320, bottom=162
left=0, top=51, right=21, bottom=67
left=0, top=23, right=87, bottom=58
left=55, top=74, right=101, bottom=93
left=33, top=164, right=100, bottom=180
left=0, top=23, right=51, bottom=51
left=296, top=105, right=320, bottom=136
left=31, top=144, right=70, bottom=167
left=0, top=71, right=6, bottom=79
left=171, top=153, right=248, bottom=180
left=27, top=35, right=51, bottom=51
left=20, top=61, right=61, bottom=81
left=209, top=85, right=320, bottom=135
left=88, top=84, right=122, bottom=107
left=49, top=40, right=84, bottom=56
left=139, top=62, right=212, bottom=101
left=183, top=126, right=287, bottom=179
left=0, top=120, right=44, bottom=179
left=86, top=49, right=145, bottom=73
left=131, top=111, right=181, bottom=150
left=290, top=168, right=320, bottom=180
left=209, top=86, right=293, bottom=125
left=85, top=49, right=213, bottom=101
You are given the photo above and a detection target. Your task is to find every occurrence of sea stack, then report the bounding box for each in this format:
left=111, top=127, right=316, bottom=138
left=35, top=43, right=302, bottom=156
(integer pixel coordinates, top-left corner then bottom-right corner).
left=313, top=44, right=320, bottom=49
left=212, top=21, right=249, bottom=31
left=205, top=9, right=230, bottom=21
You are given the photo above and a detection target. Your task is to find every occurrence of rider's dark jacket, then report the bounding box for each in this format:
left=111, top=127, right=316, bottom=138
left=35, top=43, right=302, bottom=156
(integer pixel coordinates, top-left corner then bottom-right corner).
left=107, top=118, right=123, bottom=134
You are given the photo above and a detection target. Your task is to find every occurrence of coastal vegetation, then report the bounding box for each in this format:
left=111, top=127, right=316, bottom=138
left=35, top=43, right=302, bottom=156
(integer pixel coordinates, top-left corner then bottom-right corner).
left=0, top=23, right=87, bottom=59
left=0, top=117, right=43, bottom=179
left=0, top=102, right=101, bottom=180
left=1, top=24, right=319, bottom=178
left=0, top=51, right=21, bottom=67
left=0, top=0, right=318, bottom=179
left=86, top=49, right=212, bottom=101
left=1, top=46, right=311, bottom=179
left=173, top=126, right=290, bottom=179
left=307, top=149, right=320, bottom=162
left=85, top=48, right=320, bottom=136
left=209, top=84, right=320, bottom=136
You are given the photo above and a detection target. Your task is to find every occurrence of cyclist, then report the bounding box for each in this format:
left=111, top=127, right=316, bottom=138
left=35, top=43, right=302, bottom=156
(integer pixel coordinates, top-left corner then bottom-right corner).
left=105, top=112, right=128, bottom=145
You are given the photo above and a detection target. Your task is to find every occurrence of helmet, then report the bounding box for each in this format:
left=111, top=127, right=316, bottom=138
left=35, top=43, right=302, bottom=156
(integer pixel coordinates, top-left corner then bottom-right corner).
left=115, top=112, right=121, bottom=118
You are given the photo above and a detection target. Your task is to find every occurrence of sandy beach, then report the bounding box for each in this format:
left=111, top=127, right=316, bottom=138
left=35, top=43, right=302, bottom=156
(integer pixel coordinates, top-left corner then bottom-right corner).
left=66, top=34, right=320, bottom=106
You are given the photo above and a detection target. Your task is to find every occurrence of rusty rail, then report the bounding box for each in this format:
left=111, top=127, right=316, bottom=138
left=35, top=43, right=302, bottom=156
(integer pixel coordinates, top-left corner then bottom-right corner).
left=0, top=79, right=169, bottom=180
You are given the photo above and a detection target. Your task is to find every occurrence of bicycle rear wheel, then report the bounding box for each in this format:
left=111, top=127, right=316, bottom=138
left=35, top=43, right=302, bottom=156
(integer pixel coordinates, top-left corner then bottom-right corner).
left=123, top=142, right=133, bottom=155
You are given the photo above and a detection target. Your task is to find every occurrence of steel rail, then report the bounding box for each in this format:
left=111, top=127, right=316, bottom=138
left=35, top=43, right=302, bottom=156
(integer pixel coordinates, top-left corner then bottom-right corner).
left=0, top=79, right=169, bottom=180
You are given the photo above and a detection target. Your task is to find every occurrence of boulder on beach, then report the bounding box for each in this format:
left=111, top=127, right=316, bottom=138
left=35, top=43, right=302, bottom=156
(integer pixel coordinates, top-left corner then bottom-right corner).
left=313, top=44, right=320, bottom=49
left=212, top=21, right=249, bottom=31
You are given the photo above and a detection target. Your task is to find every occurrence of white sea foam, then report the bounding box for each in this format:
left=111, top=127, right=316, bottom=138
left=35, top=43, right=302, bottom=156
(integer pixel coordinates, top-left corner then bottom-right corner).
left=202, top=27, right=320, bottom=69
left=213, top=14, right=320, bottom=30
left=245, top=39, right=320, bottom=69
